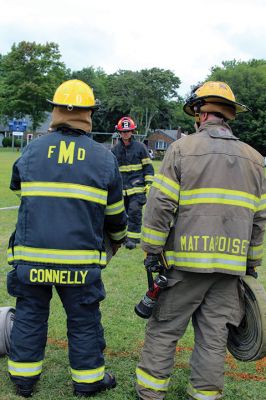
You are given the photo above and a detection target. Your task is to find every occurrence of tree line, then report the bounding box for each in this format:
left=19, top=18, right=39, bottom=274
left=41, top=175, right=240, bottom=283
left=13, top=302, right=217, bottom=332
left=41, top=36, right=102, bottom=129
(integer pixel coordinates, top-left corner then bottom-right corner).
left=0, top=41, right=265, bottom=153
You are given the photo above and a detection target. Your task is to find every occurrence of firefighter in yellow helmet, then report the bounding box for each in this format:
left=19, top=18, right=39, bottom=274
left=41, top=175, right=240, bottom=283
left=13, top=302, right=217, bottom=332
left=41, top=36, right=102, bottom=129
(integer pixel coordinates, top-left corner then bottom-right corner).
left=7, top=80, right=127, bottom=397
left=136, top=81, right=266, bottom=400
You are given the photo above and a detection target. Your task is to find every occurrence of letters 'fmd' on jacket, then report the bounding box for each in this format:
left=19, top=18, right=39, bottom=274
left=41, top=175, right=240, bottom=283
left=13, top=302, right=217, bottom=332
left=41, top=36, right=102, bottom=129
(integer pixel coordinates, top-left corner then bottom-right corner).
left=141, top=121, right=266, bottom=275
left=7, top=130, right=127, bottom=284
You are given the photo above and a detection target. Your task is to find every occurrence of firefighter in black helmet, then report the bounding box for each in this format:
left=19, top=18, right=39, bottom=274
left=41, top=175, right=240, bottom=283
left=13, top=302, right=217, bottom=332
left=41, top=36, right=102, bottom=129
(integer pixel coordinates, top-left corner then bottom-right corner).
left=6, top=80, right=127, bottom=397
left=112, top=116, right=154, bottom=249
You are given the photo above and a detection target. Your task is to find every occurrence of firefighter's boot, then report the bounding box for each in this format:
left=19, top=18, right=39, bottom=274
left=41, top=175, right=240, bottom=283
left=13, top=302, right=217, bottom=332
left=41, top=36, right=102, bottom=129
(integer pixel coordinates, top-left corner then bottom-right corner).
left=15, top=383, right=34, bottom=398
left=74, top=372, right=116, bottom=397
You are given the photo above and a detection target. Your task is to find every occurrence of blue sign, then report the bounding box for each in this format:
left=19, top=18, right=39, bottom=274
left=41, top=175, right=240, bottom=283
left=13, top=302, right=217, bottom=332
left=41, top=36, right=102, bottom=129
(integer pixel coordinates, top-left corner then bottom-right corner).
left=8, top=119, right=27, bottom=132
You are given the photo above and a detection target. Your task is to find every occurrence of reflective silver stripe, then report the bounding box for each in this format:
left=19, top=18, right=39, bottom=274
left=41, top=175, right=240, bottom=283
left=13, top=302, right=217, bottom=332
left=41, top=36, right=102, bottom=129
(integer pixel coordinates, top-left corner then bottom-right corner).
left=127, top=231, right=141, bottom=239
left=136, top=368, right=170, bottom=391
left=108, top=228, right=127, bottom=241
left=71, top=366, right=105, bottom=383
left=8, top=360, right=43, bottom=377
left=187, top=384, right=223, bottom=400
left=142, top=158, right=152, bottom=165
left=142, top=227, right=167, bottom=245
left=125, top=187, right=146, bottom=196
left=165, top=252, right=246, bottom=272
left=72, top=371, right=104, bottom=381
left=119, top=164, right=142, bottom=172
left=247, top=245, right=263, bottom=260
left=8, top=246, right=106, bottom=265
left=179, top=188, right=258, bottom=211
left=105, top=200, right=125, bottom=215
left=257, top=194, right=266, bottom=211
left=21, top=182, right=107, bottom=205
left=153, top=174, right=180, bottom=202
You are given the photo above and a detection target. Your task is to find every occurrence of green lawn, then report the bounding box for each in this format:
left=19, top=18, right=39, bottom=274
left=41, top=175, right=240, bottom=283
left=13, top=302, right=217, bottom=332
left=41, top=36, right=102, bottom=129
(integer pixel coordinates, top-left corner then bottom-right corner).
left=0, top=149, right=265, bottom=399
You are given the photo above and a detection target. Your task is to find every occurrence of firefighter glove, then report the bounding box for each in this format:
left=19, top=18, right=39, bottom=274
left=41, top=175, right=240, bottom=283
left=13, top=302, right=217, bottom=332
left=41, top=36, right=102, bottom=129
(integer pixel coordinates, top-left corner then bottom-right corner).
left=246, top=266, right=258, bottom=279
left=144, top=254, right=162, bottom=273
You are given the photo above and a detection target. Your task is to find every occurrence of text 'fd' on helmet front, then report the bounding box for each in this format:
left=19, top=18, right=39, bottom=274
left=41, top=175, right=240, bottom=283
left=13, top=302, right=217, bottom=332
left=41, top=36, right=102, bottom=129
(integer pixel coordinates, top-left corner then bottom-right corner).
left=183, top=81, right=250, bottom=121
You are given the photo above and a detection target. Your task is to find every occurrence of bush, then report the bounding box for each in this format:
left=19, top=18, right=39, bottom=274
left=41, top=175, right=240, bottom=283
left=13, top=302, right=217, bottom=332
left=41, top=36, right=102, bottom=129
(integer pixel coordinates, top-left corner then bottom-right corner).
left=2, top=137, right=12, bottom=147
left=2, top=137, right=25, bottom=147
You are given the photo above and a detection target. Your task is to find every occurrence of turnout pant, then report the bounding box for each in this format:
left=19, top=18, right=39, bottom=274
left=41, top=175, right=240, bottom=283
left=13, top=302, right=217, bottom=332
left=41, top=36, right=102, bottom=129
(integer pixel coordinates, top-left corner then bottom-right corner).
left=136, top=270, right=244, bottom=400
left=124, top=193, right=146, bottom=242
left=7, top=268, right=106, bottom=390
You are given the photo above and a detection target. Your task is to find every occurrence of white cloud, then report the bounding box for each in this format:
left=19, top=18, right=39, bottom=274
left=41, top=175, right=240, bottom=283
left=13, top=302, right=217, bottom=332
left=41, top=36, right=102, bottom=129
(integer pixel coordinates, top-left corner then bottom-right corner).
left=0, top=0, right=265, bottom=96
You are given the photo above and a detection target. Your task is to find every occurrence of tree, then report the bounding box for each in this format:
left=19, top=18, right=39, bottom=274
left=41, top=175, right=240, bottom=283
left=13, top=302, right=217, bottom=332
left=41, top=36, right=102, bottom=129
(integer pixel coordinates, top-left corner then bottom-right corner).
left=0, top=41, right=69, bottom=131
left=106, top=68, right=181, bottom=134
left=207, top=59, right=266, bottom=153
left=71, top=66, right=111, bottom=133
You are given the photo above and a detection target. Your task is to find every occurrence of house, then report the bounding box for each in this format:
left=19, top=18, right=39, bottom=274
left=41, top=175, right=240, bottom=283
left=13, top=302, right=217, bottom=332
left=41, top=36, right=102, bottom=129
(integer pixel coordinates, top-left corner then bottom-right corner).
left=145, top=128, right=185, bottom=153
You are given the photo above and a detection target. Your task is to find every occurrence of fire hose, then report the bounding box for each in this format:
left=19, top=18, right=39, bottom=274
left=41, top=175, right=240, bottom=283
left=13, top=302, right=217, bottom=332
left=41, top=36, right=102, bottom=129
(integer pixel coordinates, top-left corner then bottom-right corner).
left=227, top=275, right=266, bottom=361
left=0, top=307, right=15, bottom=356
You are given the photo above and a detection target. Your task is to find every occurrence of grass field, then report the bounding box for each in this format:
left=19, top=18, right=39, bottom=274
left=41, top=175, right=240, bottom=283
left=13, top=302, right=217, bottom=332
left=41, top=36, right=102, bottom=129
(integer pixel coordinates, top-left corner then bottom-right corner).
left=0, top=148, right=265, bottom=400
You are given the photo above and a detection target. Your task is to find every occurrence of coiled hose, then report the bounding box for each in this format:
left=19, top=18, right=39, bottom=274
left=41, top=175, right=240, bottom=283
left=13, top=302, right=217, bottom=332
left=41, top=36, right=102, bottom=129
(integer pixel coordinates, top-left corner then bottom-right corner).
left=0, top=307, right=15, bottom=356
left=227, top=276, right=266, bottom=361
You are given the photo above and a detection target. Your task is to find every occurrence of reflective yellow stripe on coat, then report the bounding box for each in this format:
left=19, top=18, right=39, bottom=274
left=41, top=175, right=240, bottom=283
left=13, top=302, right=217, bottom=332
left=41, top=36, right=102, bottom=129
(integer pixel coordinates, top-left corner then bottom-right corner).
left=8, top=360, right=43, bottom=377
left=179, top=188, right=259, bottom=211
left=7, top=246, right=106, bottom=266
left=136, top=367, right=170, bottom=391
left=21, top=182, right=107, bottom=205
left=71, top=365, right=105, bottom=383
left=141, top=227, right=168, bottom=246
left=165, top=251, right=246, bottom=273
left=152, top=174, right=180, bottom=202
left=257, top=194, right=266, bottom=211
left=119, top=164, right=142, bottom=172
left=247, top=244, right=264, bottom=260
left=107, top=228, right=127, bottom=241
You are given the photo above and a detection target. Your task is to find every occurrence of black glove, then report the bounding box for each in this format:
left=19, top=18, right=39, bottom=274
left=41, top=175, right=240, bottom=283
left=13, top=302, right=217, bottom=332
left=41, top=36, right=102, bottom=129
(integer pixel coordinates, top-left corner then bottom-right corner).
left=246, top=266, right=258, bottom=279
left=144, top=254, right=162, bottom=273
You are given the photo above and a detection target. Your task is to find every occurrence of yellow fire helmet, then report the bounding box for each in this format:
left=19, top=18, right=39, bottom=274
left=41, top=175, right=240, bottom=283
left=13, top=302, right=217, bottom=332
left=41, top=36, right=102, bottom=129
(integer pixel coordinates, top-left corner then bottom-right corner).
left=47, top=79, right=99, bottom=110
left=183, top=81, right=250, bottom=120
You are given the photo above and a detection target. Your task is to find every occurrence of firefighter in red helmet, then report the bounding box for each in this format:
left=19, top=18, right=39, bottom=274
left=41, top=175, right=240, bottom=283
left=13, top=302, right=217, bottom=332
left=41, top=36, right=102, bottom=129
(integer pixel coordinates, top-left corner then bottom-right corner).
left=112, top=117, right=154, bottom=249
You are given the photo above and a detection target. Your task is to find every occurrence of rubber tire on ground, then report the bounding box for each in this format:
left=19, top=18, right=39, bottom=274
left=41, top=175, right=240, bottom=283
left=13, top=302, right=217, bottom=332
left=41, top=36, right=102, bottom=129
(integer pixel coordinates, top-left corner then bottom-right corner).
left=0, top=306, right=15, bottom=356
left=227, top=275, right=266, bottom=361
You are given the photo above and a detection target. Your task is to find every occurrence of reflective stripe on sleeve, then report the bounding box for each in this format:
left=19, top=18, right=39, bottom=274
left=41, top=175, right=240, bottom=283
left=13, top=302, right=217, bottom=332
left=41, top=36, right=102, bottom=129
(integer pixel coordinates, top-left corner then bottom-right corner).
left=107, top=228, right=127, bottom=241
left=141, top=227, right=168, bottom=246
left=127, top=231, right=141, bottom=239
left=105, top=199, right=125, bottom=215
left=119, top=164, right=142, bottom=172
left=7, top=246, right=106, bottom=266
left=71, top=365, right=105, bottom=383
left=247, top=244, right=264, bottom=260
left=142, top=158, right=152, bottom=165
left=179, top=188, right=259, bottom=211
left=152, top=174, right=180, bottom=202
left=8, top=360, right=43, bottom=377
left=165, top=251, right=246, bottom=272
left=21, top=182, right=107, bottom=205
left=145, top=175, right=154, bottom=182
left=257, top=194, right=266, bottom=211
left=124, top=187, right=146, bottom=196
left=187, top=383, right=222, bottom=400
left=136, top=367, right=170, bottom=391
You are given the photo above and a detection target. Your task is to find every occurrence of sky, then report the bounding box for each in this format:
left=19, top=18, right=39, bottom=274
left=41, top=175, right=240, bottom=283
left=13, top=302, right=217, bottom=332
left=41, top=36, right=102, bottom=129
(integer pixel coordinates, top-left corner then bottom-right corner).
left=0, top=0, right=265, bottom=97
